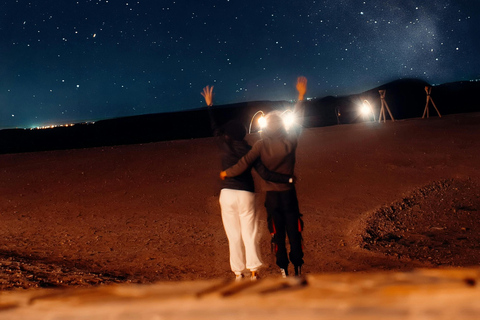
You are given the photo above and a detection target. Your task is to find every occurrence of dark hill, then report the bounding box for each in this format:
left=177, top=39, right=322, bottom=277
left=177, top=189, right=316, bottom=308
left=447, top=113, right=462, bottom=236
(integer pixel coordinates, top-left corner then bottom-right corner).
left=1, top=79, right=479, bottom=154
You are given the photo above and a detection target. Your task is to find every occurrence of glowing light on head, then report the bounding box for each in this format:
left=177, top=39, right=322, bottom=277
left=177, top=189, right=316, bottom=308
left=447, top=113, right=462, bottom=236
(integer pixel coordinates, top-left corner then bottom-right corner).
left=281, top=109, right=295, bottom=130
left=249, top=109, right=297, bottom=134
left=258, top=115, right=267, bottom=129
left=248, top=110, right=266, bottom=134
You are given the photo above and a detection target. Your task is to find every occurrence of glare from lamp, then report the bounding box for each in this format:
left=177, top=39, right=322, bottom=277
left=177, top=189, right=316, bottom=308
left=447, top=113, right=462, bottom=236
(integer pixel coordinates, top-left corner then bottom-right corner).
left=360, top=104, right=371, bottom=115
left=281, top=109, right=295, bottom=130
left=258, top=115, right=267, bottom=129
left=248, top=110, right=266, bottom=134
left=360, top=99, right=375, bottom=121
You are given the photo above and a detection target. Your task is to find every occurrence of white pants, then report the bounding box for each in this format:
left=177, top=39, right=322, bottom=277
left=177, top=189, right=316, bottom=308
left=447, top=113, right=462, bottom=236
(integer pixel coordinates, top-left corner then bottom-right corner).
left=219, top=189, right=263, bottom=274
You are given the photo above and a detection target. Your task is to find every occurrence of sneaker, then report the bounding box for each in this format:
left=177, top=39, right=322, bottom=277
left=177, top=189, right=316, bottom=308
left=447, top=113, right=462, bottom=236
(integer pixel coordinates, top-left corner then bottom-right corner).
left=294, top=265, right=302, bottom=277
left=280, top=268, right=288, bottom=278
left=235, top=273, right=244, bottom=281
left=251, top=271, right=259, bottom=281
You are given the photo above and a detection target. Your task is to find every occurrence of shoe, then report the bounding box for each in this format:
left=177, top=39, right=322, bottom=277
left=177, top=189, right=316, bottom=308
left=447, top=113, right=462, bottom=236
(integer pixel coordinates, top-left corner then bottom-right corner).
left=251, top=271, right=259, bottom=281
left=235, top=273, right=244, bottom=281
left=294, top=265, right=302, bottom=277
left=280, top=268, right=288, bottom=278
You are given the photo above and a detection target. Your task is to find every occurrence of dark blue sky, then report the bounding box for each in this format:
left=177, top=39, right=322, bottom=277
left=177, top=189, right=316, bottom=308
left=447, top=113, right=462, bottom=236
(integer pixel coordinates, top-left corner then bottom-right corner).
left=1, top=0, right=479, bottom=129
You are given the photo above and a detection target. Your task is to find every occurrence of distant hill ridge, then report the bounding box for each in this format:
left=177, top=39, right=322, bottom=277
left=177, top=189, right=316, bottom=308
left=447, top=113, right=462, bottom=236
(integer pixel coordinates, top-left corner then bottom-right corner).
left=1, top=79, right=479, bottom=154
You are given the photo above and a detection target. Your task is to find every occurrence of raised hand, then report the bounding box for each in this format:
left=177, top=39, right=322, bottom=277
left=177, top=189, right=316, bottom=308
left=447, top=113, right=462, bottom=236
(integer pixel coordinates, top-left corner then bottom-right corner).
left=296, top=76, right=307, bottom=101
left=201, top=85, right=214, bottom=107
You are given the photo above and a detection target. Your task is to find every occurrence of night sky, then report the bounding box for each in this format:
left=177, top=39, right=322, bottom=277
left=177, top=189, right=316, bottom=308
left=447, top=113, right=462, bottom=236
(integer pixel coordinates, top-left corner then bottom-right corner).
left=1, top=1, right=479, bottom=129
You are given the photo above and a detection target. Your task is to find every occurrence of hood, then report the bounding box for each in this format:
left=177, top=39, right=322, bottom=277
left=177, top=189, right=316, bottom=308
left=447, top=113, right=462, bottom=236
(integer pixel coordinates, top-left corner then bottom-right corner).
left=261, top=111, right=287, bottom=139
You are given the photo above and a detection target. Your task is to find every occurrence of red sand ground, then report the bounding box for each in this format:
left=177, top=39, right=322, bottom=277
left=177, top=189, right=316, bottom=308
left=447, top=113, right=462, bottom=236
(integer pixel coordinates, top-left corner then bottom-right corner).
left=1, top=113, right=479, bottom=290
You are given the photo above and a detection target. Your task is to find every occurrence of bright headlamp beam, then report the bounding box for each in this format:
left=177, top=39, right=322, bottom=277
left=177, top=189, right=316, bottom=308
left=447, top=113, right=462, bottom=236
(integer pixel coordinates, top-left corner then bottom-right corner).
left=281, top=109, right=295, bottom=130
left=249, top=109, right=296, bottom=134
left=360, top=99, right=376, bottom=121
left=248, top=110, right=265, bottom=134
left=258, top=115, right=267, bottom=129
left=360, top=104, right=371, bottom=115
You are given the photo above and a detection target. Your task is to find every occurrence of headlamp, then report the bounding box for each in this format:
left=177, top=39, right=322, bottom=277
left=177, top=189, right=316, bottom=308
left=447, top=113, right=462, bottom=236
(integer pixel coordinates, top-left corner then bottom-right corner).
left=258, top=115, right=267, bottom=129
left=248, top=110, right=266, bottom=134
left=249, top=109, right=296, bottom=134
left=281, top=110, right=295, bottom=130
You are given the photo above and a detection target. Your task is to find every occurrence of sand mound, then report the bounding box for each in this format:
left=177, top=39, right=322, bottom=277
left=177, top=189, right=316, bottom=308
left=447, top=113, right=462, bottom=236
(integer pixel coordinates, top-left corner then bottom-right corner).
left=361, top=179, right=480, bottom=266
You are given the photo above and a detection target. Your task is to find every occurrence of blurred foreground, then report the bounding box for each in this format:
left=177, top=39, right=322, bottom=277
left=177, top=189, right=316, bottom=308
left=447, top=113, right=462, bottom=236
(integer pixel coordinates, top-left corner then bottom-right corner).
left=1, top=267, right=479, bottom=319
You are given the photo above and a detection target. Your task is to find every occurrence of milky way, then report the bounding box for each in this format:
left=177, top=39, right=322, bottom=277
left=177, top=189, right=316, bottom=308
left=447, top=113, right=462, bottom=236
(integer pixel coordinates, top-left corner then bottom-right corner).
left=0, top=1, right=478, bottom=129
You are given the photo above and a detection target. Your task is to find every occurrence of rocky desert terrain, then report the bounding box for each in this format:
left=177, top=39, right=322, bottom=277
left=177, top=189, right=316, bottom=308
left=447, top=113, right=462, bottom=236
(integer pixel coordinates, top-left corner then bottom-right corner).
left=1, top=113, right=479, bottom=290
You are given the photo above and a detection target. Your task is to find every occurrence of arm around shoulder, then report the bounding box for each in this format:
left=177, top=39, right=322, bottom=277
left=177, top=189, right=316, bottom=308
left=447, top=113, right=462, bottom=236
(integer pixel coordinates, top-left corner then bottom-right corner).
left=224, top=140, right=262, bottom=178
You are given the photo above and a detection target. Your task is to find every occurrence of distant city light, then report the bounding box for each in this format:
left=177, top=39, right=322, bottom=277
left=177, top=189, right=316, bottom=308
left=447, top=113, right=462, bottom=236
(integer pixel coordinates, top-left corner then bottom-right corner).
left=30, top=123, right=76, bottom=130
left=26, top=121, right=95, bottom=130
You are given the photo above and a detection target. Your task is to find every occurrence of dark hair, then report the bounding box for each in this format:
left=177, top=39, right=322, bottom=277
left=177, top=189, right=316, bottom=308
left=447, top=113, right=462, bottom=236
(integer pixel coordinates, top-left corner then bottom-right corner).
left=222, top=120, right=246, bottom=141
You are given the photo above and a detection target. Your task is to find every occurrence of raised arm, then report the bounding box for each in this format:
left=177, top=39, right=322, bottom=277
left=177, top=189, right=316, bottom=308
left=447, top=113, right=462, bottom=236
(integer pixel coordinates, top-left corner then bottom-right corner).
left=253, top=159, right=292, bottom=184
left=293, top=76, right=307, bottom=127
left=220, top=140, right=262, bottom=179
left=201, top=85, right=221, bottom=135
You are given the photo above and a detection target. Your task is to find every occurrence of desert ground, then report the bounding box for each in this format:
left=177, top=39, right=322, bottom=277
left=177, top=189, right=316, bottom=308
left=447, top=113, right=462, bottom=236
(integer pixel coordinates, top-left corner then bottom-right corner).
left=1, top=113, right=479, bottom=290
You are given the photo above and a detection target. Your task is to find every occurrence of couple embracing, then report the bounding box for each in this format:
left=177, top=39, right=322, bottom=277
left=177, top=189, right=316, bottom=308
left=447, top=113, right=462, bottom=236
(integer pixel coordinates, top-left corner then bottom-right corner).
left=202, top=77, right=307, bottom=280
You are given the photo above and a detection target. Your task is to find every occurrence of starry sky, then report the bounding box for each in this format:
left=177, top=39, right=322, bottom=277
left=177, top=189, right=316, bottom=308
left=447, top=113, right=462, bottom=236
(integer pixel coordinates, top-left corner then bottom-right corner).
left=1, top=0, right=479, bottom=129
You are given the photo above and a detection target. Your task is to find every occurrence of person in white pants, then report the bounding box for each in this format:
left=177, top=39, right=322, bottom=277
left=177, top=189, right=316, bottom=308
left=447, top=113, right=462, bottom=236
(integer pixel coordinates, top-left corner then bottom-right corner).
left=219, top=189, right=261, bottom=279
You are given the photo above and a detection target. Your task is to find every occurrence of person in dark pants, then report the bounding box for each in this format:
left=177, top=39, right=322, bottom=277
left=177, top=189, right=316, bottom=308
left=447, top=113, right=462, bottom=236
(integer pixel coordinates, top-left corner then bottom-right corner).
left=221, top=76, right=307, bottom=277
left=265, top=188, right=304, bottom=277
